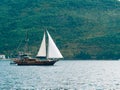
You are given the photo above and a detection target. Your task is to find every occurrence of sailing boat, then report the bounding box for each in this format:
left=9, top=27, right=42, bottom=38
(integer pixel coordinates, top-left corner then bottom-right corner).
left=14, top=30, right=63, bottom=65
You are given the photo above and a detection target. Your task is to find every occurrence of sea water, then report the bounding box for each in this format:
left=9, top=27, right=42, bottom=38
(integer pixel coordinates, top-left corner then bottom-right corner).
left=0, top=60, right=120, bottom=90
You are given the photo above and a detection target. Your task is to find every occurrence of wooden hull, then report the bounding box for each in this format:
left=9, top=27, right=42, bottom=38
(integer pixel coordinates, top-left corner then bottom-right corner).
left=14, top=59, right=58, bottom=66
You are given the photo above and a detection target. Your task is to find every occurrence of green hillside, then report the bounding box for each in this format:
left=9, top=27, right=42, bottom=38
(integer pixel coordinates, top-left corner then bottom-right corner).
left=0, top=0, right=120, bottom=59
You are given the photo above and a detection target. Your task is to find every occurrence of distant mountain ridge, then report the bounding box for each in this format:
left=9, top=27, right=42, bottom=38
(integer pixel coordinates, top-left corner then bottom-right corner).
left=0, top=0, right=120, bottom=59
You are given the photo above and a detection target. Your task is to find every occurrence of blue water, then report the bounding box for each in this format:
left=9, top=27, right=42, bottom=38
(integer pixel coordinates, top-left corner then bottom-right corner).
left=0, top=60, right=120, bottom=90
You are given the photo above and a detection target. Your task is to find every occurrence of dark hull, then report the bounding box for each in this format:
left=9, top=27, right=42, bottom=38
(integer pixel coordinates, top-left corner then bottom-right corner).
left=14, top=59, right=58, bottom=66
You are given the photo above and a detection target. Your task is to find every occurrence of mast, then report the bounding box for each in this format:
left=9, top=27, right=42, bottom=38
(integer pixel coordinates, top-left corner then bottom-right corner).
left=24, top=30, right=29, bottom=54
left=16, top=30, right=30, bottom=56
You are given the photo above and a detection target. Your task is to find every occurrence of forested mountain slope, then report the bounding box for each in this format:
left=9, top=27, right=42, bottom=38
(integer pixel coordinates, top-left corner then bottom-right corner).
left=0, top=0, right=120, bottom=59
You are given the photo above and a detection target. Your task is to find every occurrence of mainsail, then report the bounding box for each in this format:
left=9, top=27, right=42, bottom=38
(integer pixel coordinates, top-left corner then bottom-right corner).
left=36, top=32, right=46, bottom=57
left=47, top=31, right=63, bottom=59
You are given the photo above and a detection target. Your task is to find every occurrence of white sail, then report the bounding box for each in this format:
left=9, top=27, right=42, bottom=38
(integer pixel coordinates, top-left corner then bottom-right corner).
left=36, top=32, right=46, bottom=57
left=47, top=31, right=63, bottom=59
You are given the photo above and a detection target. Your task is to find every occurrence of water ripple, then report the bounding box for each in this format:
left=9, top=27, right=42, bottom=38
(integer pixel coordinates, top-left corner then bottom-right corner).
left=0, top=60, right=120, bottom=90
